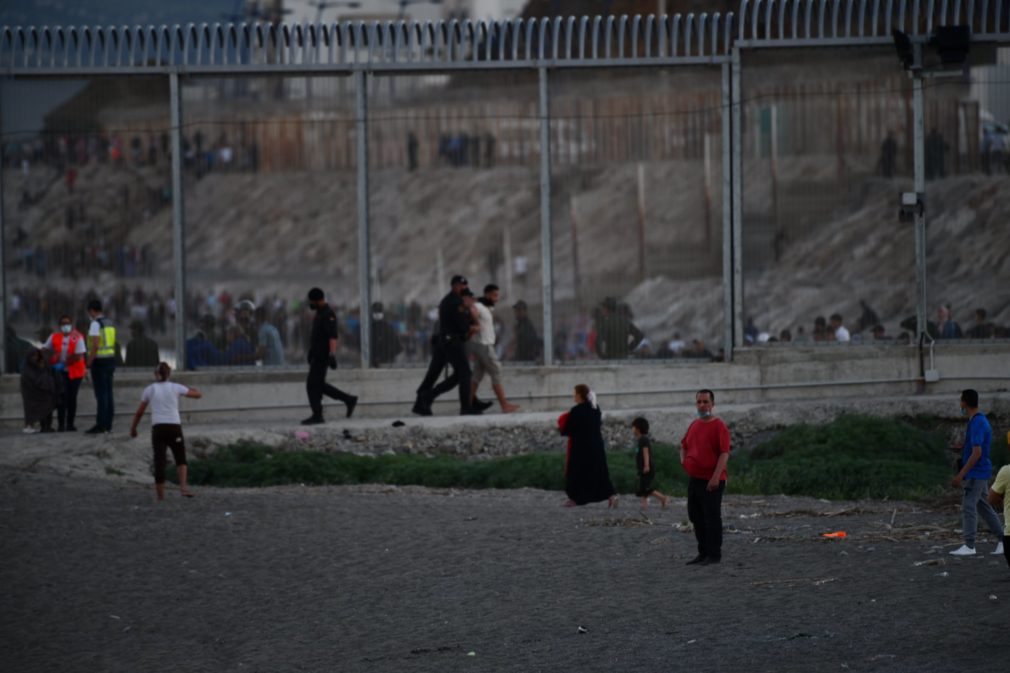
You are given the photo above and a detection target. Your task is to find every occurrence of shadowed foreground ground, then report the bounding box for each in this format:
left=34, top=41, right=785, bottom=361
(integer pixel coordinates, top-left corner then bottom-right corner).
left=1, top=467, right=1006, bottom=673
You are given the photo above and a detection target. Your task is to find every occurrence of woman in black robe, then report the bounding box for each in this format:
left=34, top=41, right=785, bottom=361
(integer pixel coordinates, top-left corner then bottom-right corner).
left=21, top=348, right=56, bottom=433
left=560, top=384, right=617, bottom=507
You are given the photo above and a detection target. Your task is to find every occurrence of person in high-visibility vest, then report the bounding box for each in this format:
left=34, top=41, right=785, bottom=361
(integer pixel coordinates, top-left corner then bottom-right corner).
left=42, top=314, right=87, bottom=432
left=85, top=299, right=117, bottom=434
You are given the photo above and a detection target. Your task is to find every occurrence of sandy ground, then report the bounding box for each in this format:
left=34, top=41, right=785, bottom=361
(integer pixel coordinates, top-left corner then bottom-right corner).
left=2, top=448, right=1007, bottom=673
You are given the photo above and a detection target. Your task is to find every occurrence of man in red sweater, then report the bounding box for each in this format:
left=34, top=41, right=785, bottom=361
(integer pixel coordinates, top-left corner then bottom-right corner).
left=680, top=389, right=732, bottom=566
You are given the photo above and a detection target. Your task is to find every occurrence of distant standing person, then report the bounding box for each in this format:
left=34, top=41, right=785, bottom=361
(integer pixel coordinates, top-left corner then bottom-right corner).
left=680, top=389, right=732, bottom=565
left=829, top=314, right=850, bottom=342
left=511, top=300, right=541, bottom=362
left=559, top=384, right=617, bottom=508
left=468, top=284, right=519, bottom=413
left=632, top=417, right=668, bottom=510
left=125, top=321, right=160, bottom=368
left=302, top=287, right=357, bottom=424
left=412, top=275, right=476, bottom=416
left=949, top=389, right=1004, bottom=557
left=43, top=314, right=86, bottom=431
left=85, top=299, right=117, bottom=434
left=129, top=362, right=201, bottom=500
left=988, top=462, right=1010, bottom=569
left=255, top=306, right=285, bottom=366
left=369, top=302, right=403, bottom=367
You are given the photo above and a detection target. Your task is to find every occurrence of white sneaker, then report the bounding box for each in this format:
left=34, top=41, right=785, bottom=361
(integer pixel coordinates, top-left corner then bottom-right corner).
left=21, top=426, right=39, bottom=434
left=949, top=545, right=976, bottom=556
left=993, top=542, right=1005, bottom=555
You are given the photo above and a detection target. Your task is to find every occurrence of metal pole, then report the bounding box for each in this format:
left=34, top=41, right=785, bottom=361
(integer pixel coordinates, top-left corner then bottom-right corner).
left=912, top=45, right=927, bottom=342
left=169, top=73, right=187, bottom=370
left=355, top=71, right=372, bottom=369
left=721, top=61, right=734, bottom=362
left=538, top=66, right=554, bottom=366
left=731, top=47, right=744, bottom=350
left=0, top=112, right=6, bottom=374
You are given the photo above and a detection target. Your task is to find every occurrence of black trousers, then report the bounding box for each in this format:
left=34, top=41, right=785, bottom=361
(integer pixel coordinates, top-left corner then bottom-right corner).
left=687, top=477, right=725, bottom=560
left=57, top=373, right=82, bottom=429
left=416, top=337, right=471, bottom=413
left=1004, top=535, right=1010, bottom=570
left=306, top=359, right=354, bottom=417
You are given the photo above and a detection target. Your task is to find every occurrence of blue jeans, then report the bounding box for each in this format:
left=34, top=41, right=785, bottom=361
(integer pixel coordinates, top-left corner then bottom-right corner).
left=961, top=477, right=1003, bottom=548
left=90, top=359, right=116, bottom=431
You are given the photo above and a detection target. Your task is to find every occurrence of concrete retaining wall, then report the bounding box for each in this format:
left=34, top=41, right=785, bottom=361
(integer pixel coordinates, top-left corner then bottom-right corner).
left=2, top=342, right=1008, bottom=427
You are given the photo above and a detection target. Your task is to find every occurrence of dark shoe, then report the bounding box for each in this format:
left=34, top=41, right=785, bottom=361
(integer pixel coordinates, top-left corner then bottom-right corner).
left=461, top=407, right=484, bottom=416
left=84, top=426, right=104, bottom=435
left=346, top=396, right=358, bottom=418
left=699, top=556, right=721, bottom=566
left=474, top=398, right=494, bottom=412
left=685, top=554, right=707, bottom=566
left=412, top=393, right=433, bottom=416
left=57, top=424, right=66, bottom=432
left=301, top=415, right=325, bottom=425
left=66, top=425, right=77, bottom=432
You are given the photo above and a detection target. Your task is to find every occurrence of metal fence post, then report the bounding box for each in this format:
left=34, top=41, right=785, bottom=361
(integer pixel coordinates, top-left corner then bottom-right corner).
left=0, top=110, right=6, bottom=375
left=169, top=72, right=187, bottom=370
left=912, top=45, right=928, bottom=342
left=721, top=61, right=734, bottom=362
left=356, top=71, right=372, bottom=369
left=539, top=66, right=554, bottom=366
left=731, top=46, right=744, bottom=350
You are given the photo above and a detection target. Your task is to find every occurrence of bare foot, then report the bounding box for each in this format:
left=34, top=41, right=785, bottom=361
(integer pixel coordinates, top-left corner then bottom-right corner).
left=180, top=490, right=196, bottom=498
left=640, top=499, right=649, bottom=511
left=661, top=495, right=669, bottom=509
left=501, top=403, right=520, bottom=413
left=608, top=495, right=619, bottom=509
left=562, top=499, right=577, bottom=507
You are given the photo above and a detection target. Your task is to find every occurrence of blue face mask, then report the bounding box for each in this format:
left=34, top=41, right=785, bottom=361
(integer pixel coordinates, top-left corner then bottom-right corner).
left=960, top=407, right=968, bottom=417
left=696, top=410, right=711, bottom=419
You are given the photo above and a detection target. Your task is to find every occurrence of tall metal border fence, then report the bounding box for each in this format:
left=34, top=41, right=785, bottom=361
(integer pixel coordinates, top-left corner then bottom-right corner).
left=2, top=1, right=1009, bottom=372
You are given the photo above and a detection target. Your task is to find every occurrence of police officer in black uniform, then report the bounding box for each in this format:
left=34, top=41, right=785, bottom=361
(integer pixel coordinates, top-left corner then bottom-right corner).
left=302, top=287, right=358, bottom=425
left=412, top=275, right=478, bottom=416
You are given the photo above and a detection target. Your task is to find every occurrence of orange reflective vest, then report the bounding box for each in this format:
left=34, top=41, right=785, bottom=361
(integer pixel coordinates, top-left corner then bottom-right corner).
left=50, top=331, right=86, bottom=380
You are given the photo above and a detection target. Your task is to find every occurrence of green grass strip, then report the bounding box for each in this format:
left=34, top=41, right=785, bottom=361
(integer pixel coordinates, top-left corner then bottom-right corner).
left=175, top=414, right=1007, bottom=501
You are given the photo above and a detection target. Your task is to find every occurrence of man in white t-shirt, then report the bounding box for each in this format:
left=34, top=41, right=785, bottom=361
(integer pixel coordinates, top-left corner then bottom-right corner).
left=467, top=284, right=519, bottom=414
left=129, top=362, right=203, bottom=500
left=829, top=313, right=850, bottom=342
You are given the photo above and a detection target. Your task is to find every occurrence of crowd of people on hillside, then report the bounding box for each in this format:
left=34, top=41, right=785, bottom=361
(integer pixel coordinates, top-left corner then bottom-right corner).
left=7, top=285, right=1010, bottom=378
left=742, top=300, right=1010, bottom=347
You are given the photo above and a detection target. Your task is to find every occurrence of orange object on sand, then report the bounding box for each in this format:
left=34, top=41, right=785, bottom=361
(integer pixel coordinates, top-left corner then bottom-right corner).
left=821, top=531, right=847, bottom=538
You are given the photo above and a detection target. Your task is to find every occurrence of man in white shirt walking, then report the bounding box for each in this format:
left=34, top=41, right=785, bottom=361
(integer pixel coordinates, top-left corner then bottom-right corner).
left=468, top=284, right=519, bottom=414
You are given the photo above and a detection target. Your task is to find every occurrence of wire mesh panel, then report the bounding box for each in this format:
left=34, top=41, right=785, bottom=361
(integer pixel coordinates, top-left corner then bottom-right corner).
left=365, top=71, right=542, bottom=367
left=738, top=48, right=922, bottom=347
left=2, top=76, right=175, bottom=371
left=548, top=67, right=725, bottom=363
left=927, top=47, right=1010, bottom=342
left=179, top=75, right=359, bottom=370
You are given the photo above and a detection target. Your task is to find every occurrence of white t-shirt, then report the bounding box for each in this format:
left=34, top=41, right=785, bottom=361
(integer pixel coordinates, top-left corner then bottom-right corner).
left=473, top=302, right=496, bottom=346
left=834, top=326, right=851, bottom=342
left=140, top=381, right=190, bottom=425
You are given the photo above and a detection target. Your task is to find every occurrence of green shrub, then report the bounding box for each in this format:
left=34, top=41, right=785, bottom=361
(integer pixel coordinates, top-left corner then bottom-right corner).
left=173, top=415, right=960, bottom=501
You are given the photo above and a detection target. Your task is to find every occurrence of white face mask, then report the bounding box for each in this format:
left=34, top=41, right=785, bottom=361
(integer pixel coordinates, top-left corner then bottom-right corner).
left=60, top=324, right=72, bottom=334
